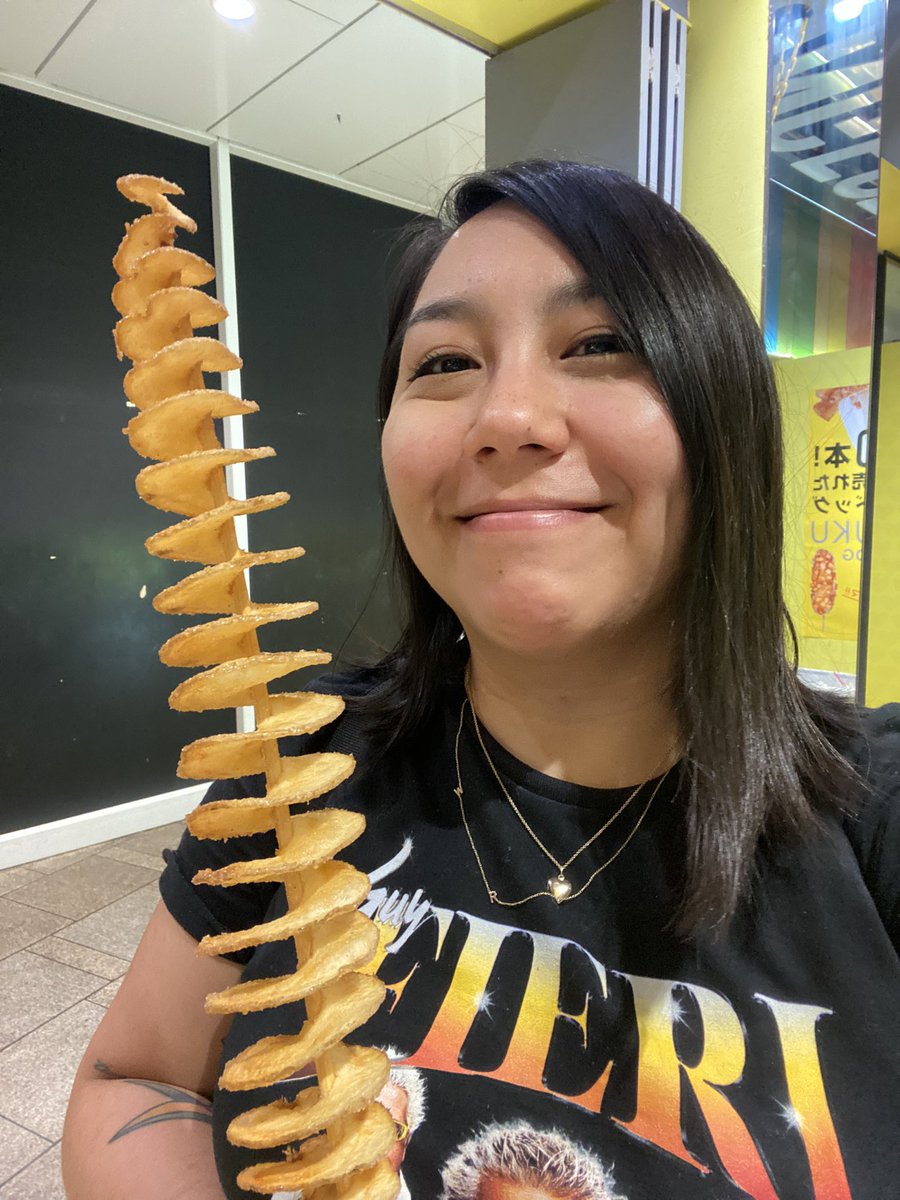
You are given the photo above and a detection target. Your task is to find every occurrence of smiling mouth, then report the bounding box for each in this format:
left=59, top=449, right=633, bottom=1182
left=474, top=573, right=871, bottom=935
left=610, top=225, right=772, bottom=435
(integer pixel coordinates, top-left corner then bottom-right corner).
left=459, top=505, right=607, bottom=522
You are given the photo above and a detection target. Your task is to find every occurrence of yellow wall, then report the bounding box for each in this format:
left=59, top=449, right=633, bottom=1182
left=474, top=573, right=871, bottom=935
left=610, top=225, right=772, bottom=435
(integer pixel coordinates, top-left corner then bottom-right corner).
left=865, top=339, right=900, bottom=705
left=775, top=348, right=872, bottom=678
left=681, top=0, right=768, bottom=317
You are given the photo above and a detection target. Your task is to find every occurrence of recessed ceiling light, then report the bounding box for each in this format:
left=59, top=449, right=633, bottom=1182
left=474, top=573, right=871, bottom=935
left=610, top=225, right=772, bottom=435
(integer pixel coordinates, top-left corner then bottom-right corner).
left=212, top=0, right=256, bottom=21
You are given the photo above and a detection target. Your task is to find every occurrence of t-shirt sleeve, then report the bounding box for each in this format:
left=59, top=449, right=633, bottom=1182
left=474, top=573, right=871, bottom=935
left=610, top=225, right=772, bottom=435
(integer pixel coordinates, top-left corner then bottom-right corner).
left=843, top=703, right=900, bottom=950
left=159, top=771, right=278, bottom=965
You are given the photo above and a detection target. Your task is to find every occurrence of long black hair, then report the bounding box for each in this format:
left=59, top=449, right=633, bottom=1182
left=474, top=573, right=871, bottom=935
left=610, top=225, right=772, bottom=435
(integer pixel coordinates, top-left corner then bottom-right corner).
left=364, top=159, right=863, bottom=935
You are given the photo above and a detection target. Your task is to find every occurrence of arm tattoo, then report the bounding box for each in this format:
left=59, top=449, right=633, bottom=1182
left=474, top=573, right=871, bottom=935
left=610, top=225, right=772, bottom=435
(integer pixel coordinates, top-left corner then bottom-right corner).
left=93, top=1060, right=213, bottom=1143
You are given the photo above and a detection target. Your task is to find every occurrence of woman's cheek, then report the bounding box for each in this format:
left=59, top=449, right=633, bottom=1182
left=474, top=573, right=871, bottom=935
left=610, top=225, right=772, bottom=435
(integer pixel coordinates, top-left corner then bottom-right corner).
left=382, top=409, right=447, bottom=498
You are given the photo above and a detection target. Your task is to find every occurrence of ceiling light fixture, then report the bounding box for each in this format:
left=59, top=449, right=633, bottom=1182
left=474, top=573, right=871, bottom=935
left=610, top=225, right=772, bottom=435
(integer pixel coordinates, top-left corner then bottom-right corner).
left=212, top=0, right=256, bottom=21
left=833, top=0, right=870, bottom=21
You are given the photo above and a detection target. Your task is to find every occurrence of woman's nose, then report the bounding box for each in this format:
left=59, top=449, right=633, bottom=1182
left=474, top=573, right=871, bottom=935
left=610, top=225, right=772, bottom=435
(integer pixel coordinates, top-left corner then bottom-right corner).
left=462, top=358, right=569, bottom=460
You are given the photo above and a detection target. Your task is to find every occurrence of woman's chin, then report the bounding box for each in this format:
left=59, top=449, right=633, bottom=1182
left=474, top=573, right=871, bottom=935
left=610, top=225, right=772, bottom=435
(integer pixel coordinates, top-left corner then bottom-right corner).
left=462, top=601, right=604, bottom=660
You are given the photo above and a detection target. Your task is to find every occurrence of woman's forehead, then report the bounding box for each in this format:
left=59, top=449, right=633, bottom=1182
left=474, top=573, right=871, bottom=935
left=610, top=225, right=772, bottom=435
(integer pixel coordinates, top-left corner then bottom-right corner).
left=412, top=206, right=615, bottom=322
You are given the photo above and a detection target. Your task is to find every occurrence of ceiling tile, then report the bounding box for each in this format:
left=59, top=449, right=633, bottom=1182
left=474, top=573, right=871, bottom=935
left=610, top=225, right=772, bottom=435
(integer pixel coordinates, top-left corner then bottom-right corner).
left=216, top=3, right=485, bottom=175
left=39, top=0, right=340, bottom=131
left=444, top=97, right=484, bottom=138
left=342, top=116, right=484, bottom=209
left=0, top=0, right=89, bottom=75
left=286, top=0, right=373, bottom=24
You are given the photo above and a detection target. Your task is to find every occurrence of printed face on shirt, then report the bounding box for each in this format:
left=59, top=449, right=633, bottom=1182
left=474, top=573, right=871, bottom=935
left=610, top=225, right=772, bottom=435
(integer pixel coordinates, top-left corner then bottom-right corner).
left=378, top=1078, right=411, bottom=1170
left=382, top=204, right=690, bottom=661
left=477, top=1180, right=570, bottom=1200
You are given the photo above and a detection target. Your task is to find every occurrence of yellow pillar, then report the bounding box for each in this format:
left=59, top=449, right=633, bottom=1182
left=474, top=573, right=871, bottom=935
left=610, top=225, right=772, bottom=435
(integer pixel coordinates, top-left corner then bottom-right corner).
left=862, top=158, right=900, bottom=705
left=680, top=0, right=769, bottom=318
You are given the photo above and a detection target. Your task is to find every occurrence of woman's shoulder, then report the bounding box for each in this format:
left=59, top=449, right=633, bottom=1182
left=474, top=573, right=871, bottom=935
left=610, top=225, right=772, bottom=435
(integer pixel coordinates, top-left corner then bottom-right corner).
left=839, top=700, right=900, bottom=794
left=278, top=663, right=389, bottom=759
left=835, top=702, right=900, bottom=943
left=304, top=663, right=388, bottom=700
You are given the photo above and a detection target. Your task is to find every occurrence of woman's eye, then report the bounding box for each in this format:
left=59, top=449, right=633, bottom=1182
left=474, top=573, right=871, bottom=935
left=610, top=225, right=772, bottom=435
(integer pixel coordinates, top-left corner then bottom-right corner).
left=409, top=352, right=475, bottom=381
left=567, top=333, right=626, bottom=357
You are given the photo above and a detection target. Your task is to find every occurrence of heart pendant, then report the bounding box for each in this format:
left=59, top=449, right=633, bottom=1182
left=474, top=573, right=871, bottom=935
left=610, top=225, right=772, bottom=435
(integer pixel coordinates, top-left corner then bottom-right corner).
left=549, top=874, right=572, bottom=903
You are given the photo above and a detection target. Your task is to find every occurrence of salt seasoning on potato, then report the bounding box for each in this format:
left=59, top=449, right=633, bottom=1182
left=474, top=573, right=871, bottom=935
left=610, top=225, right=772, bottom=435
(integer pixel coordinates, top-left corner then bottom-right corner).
left=110, top=173, right=398, bottom=1199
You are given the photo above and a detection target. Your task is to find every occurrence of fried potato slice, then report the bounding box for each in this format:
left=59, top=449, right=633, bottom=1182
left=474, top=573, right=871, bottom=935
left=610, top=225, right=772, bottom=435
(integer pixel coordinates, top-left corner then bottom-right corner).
left=126, top=391, right=259, bottom=461
left=219, top=973, right=386, bottom=1091
left=192, top=806, right=363, bottom=887
left=227, top=1044, right=388, bottom=1148
left=236, top=1102, right=396, bottom=1195
left=260, top=747, right=357, bottom=805
left=169, top=650, right=330, bottom=710
left=185, top=747, right=353, bottom=836
left=159, top=603, right=317, bottom=665
left=306, top=1158, right=401, bottom=1200
left=154, top=547, right=305, bottom=616
left=146, top=492, right=289, bottom=565
left=205, top=911, right=378, bottom=1014
left=187, top=797, right=279, bottom=840
left=113, top=213, right=179, bottom=277
left=197, top=860, right=370, bottom=954
left=137, top=447, right=276, bottom=517
left=117, top=174, right=196, bottom=230
left=124, top=337, right=241, bottom=409
left=115, top=287, right=227, bottom=362
left=178, top=715, right=352, bottom=780
left=112, top=246, right=215, bottom=316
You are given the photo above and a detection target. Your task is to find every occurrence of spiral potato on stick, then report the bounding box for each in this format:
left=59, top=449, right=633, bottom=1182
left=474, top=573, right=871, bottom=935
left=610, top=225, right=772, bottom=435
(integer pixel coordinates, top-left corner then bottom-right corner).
left=111, top=174, right=398, bottom=1199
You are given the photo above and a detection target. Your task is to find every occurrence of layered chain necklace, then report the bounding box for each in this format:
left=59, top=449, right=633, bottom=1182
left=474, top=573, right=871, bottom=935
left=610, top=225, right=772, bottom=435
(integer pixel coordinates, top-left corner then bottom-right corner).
left=453, top=693, right=672, bottom=907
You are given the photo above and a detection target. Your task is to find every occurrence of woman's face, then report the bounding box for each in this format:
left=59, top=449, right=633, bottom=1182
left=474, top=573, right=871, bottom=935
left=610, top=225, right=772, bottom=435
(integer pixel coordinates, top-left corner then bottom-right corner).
left=381, top=204, right=690, bottom=660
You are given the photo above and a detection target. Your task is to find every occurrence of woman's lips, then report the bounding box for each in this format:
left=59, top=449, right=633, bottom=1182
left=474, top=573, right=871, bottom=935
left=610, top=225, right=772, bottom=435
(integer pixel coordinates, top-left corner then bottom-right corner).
left=460, top=507, right=605, bottom=532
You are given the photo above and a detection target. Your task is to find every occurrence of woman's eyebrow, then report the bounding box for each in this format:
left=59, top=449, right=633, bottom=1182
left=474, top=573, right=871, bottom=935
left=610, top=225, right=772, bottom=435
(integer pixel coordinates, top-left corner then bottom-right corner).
left=541, top=278, right=603, bottom=316
left=401, top=296, right=480, bottom=336
left=401, top=279, right=605, bottom=339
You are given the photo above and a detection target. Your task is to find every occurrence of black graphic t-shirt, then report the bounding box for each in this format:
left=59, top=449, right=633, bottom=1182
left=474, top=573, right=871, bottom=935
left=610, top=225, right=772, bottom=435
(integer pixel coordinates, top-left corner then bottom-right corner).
left=160, top=671, right=900, bottom=1200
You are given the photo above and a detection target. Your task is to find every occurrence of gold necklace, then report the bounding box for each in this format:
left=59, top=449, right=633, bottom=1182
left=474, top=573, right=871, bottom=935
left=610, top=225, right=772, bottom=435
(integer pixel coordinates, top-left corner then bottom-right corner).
left=453, top=695, right=671, bottom=906
left=467, top=694, right=650, bottom=895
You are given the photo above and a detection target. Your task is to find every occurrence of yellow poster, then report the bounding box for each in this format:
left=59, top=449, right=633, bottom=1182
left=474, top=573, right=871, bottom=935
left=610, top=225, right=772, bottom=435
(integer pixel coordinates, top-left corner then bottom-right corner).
left=802, top=385, right=868, bottom=640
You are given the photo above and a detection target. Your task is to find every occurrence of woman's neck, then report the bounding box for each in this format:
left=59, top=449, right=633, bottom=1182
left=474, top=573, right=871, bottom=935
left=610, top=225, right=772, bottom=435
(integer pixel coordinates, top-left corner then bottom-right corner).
left=465, top=637, right=682, bottom=790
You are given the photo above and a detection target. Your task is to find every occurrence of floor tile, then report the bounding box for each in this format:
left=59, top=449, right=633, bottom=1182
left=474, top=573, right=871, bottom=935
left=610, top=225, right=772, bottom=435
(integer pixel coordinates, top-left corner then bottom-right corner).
left=111, top=822, right=184, bottom=858
left=29, top=938, right=129, bottom=981
left=97, top=845, right=165, bottom=871
left=88, top=978, right=121, bottom=1009
left=0, top=900, right=69, bottom=961
left=0, top=868, right=43, bottom=899
left=0, top=1118, right=50, bottom=1188
left=0, top=1142, right=62, bottom=1199
left=58, top=884, right=160, bottom=961
left=5, top=856, right=159, bottom=922
left=26, top=847, right=98, bottom=875
left=0, top=1003, right=104, bottom=1141
left=0, top=952, right=105, bottom=1050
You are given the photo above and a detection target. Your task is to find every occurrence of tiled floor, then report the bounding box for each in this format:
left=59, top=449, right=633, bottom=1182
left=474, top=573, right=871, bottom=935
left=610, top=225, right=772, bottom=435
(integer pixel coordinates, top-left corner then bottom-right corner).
left=0, top=822, right=184, bottom=1198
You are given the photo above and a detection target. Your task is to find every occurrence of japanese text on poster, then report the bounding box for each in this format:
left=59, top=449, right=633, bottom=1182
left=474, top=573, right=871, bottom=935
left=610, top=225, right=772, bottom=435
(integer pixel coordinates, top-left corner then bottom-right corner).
left=803, top=385, right=868, bottom=640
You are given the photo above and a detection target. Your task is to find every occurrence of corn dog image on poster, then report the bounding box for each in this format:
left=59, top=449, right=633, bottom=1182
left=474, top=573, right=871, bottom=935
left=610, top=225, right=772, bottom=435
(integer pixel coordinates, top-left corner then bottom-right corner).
left=110, top=173, right=399, bottom=1199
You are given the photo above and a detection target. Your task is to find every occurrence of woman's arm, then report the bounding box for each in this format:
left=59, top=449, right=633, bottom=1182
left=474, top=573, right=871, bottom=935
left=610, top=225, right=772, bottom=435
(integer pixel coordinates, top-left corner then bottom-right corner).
left=62, top=900, right=243, bottom=1200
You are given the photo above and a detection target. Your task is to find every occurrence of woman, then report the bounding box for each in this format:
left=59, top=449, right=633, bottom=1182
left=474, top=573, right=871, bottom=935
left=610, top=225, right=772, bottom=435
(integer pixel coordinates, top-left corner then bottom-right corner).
left=63, top=160, right=900, bottom=1200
